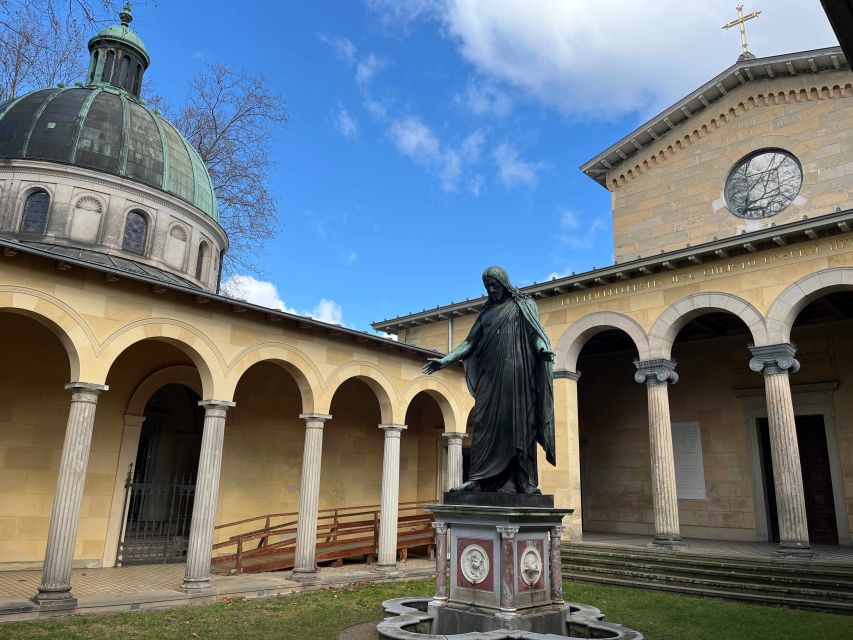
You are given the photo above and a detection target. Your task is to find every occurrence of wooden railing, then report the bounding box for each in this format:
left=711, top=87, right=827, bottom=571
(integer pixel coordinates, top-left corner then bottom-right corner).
left=211, top=500, right=435, bottom=575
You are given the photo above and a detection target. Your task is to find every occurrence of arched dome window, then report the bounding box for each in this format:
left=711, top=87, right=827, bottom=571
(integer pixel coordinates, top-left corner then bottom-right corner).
left=102, top=50, right=115, bottom=83
left=122, top=209, right=148, bottom=255
left=195, top=241, right=209, bottom=280
left=21, top=190, right=50, bottom=234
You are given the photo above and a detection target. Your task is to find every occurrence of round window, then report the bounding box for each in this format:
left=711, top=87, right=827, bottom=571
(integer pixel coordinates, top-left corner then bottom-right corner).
left=725, top=149, right=803, bottom=219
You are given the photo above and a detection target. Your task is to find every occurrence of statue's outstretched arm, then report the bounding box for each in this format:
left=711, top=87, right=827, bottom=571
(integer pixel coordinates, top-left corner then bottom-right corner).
left=422, top=322, right=482, bottom=375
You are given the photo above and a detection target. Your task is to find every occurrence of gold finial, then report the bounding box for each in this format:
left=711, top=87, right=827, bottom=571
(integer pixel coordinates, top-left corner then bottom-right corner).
left=119, top=2, right=133, bottom=27
left=722, top=4, right=761, bottom=59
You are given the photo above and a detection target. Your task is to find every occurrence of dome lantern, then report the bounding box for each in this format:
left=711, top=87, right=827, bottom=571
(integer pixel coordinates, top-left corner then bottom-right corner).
left=85, top=3, right=150, bottom=98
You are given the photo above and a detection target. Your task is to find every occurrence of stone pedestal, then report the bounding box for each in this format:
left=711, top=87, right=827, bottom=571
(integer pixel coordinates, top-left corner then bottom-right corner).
left=426, top=494, right=572, bottom=634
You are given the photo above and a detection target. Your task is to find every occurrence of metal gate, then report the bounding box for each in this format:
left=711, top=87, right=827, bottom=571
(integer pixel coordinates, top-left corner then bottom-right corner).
left=116, top=466, right=196, bottom=566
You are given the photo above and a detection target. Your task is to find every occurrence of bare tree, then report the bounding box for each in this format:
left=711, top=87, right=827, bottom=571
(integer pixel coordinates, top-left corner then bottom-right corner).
left=0, top=0, right=119, bottom=102
left=169, top=63, right=288, bottom=276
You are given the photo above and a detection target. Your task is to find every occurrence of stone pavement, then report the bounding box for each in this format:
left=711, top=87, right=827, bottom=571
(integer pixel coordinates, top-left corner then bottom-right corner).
left=0, top=559, right=434, bottom=623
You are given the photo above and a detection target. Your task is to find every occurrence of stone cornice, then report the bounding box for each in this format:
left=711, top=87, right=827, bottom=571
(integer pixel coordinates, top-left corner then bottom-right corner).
left=373, top=206, right=853, bottom=333
left=581, top=47, right=848, bottom=189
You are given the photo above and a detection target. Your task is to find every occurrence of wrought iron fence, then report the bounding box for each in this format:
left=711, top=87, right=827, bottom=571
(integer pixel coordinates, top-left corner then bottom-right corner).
left=116, top=465, right=196, bottom=565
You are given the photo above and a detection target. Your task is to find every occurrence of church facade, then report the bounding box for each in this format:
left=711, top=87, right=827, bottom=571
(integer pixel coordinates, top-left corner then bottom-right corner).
left=376, top=46, right=853, bottom=552
left=0, top=5, right=850, bottom=610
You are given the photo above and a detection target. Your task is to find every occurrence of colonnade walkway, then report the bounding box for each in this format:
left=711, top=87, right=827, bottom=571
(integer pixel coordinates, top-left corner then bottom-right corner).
left=0, top=559, right=434, bottom=623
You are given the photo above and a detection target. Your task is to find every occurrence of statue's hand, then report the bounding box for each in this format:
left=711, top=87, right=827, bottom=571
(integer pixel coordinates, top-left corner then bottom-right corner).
left=539, top=349, right=556, bottom=363
left=422, top=357, right=446, bottom=375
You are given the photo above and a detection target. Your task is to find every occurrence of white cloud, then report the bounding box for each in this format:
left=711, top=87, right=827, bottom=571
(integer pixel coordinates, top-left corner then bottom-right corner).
left=307, top=299, right=345, bottom=325
left=557, top=209, right=607, bottom=250
left=493, top=142, right=543, bottom=189
left=221, top=275, right=346, bottom=326
left=321, top=34, right=358, bottom=64
left=389, top=116, right=484, bottom=191
left=367, top=1, right=836, bottom=119
left=356, top=53, right=389, bottom=89
left=341, top=249, right=359, bottom=265
left=334, top=106, right=359, bottom=139
left=460, top=76, right=513, bottom=117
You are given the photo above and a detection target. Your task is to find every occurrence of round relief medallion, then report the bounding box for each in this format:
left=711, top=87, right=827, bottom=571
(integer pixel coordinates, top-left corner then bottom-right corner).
left=460, top=544, right=489, bottom=584
left=519, top=546, right=543, bottom=586
left=725, top=149, right=803, bottom=219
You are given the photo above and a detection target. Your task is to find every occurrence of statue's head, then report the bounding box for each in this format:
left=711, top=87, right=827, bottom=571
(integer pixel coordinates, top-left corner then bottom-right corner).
left=482, top=266, right=515, bottom=303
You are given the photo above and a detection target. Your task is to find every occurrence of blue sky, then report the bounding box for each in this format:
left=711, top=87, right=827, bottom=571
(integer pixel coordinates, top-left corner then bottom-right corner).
left=135, top=1, right=837, bottom=332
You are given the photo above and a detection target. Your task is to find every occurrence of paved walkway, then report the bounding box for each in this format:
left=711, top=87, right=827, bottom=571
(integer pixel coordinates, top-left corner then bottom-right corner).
left=0, top=559, right=435, bottom=622
left=573, top=531, right=853, bottom=564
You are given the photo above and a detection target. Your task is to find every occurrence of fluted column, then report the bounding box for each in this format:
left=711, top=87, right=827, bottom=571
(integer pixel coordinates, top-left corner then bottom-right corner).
left=555, top=369, right=582, bottom=540
left=431, top=521, right=448, bottom=603
left=33, top=382, right=108, bottom=608
left=293, top=413, right=332, bottom=578
left=749, top=344, right=810, bottom=552
left=442, top=431, right=468, bottom=492
left=181, top=400, right=235, bottom=593
left=377, top=424, right=407, bottom=570
left=634, top=359, right=681, bottom=544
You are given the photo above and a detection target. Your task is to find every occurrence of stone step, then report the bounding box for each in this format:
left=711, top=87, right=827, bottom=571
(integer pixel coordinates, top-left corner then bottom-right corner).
left=561, top=545, right=853, bottom=577
left=564, top=554, right=853, bottom=592
left=565, top=563, right=853, bottom=603
left=564, top=572, right=853, bottom=615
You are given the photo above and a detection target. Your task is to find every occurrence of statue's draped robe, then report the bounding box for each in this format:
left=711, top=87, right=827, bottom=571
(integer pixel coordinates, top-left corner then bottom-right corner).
left=464, top=294, right=555, bottom=487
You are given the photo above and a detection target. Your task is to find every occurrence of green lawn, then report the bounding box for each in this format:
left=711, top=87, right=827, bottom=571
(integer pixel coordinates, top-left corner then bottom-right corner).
left=0, top=579, right=850, bottom=640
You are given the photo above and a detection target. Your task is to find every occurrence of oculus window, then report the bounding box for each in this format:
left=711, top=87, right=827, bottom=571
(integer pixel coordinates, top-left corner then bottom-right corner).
left=725, top=149, right=802, bottom=219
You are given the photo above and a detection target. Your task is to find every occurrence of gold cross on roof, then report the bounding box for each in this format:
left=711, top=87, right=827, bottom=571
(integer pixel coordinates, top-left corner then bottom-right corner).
left=722, top=4, right=762, bottom=57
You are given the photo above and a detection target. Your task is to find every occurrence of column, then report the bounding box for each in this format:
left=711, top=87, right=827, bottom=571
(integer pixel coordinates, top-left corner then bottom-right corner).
left=181, top=400, right=235, bottom=593
left=497, top=525, right=519, bottom=615
left=550, top=525, right=564, bottom=605
left=431, top=521, right=448, bottom=603
left=33, top=382, right=108, bottom=608
left=376, top=424, right=407, bottom=570
left=554, top=370, right=582, bottom=540
left=442, top=431, right=468, bottom=492
left=634, top=359, right=681, bottom=544
left=292, top=413, right=332, bottom=578
left=749, top=344, right=810, bottom=552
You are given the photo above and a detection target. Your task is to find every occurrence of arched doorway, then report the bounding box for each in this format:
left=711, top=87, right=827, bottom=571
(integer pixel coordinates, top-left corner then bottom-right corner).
left=119, top=383, right=205, bottom=564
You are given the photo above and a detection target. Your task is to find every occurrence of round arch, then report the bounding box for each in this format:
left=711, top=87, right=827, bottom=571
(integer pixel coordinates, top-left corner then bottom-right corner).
left=321, top=362, right=399, bottom=425
left=0, top=287, right=99, bottom=381
left=555, top=311, right=651, bottom=372
left=224, top=343, right=322, bottom=414
left=98, top=319, right=225, bottom=399
left=401, top=377, right=462, bottom=433
left=766, top=268, right=853, bottom=343
left=648, top=292, right=768, bottom=359
left=126, top=365, right=203, bottom=416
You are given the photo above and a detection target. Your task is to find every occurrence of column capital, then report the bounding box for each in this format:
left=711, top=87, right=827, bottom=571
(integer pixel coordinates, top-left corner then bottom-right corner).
left=497, top=525, right=519, bottom=539
left=749, top=343, right=800, bottom=375
left=431, top=521, right=448, bottom=535
left=442, top=431, right=469, bottom=441
left=379, top=423, right=407, bottom=434
left=198, top=400, right=236, bottom=411
left=554, top=369, right=581, bottom=381
left=299, top=413, right=332, bottom=426
left=65, top=382, right=108, bottom=394
left=634, top=359, right=678, bottom=386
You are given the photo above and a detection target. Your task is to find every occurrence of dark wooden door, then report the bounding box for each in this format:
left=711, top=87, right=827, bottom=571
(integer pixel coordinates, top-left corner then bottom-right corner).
left=757, top=415, right=838, bottom=545
left=796, top=415, right=838, bottom=545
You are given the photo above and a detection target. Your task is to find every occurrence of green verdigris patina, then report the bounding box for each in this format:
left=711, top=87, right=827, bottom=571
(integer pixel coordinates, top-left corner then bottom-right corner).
left=423, top=266, right=556, bottom=494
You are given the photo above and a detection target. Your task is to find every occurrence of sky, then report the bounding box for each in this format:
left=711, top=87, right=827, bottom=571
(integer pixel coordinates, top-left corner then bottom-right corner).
left=132, top=1, right=838, bottom=333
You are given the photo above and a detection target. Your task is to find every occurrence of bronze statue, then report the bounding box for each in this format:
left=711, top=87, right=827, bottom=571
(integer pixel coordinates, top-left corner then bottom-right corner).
left=423, top=266, right=556, bottom=494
